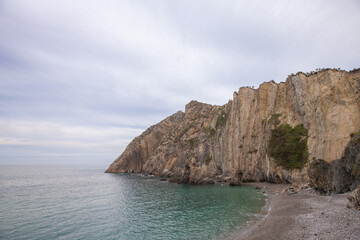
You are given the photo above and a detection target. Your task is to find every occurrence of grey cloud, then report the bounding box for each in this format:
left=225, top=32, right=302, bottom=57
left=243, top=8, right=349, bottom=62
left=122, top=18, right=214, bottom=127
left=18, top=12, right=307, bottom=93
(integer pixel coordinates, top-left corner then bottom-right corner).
left=0, top=0, right=359, bottom=165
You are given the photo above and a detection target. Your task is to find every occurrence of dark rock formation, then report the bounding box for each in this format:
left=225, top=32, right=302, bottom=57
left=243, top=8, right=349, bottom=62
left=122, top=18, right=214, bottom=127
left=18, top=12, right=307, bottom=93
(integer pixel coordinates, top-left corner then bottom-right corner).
left=347, top=186, right=360, bottom=210
left=177, top=164, right=191, bottom=184
left=332, top=134, right=360, bottom=193
left=308, top=159, right=333, bottom=195
left=229, top=182, right=242, bottom=186
left=308, top=134, right=360, bottom=194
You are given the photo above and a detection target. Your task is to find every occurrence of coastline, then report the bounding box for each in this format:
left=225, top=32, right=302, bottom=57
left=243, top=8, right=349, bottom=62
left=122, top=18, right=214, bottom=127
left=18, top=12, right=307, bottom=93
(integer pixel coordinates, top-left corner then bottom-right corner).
left=230, top=183, right=360, bottom=240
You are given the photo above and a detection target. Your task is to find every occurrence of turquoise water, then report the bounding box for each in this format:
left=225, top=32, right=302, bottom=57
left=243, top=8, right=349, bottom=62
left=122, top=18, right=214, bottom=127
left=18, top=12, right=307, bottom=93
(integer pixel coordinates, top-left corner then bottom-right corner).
left=0, top=166, right=266, bottom=240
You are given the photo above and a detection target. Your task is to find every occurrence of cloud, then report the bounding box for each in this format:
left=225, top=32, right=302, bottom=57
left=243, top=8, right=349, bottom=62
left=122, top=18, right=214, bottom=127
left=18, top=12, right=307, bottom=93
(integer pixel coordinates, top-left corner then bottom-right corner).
left=0, top=0, right=359, bottom=165
left=0, top=119, right=143, bottom=165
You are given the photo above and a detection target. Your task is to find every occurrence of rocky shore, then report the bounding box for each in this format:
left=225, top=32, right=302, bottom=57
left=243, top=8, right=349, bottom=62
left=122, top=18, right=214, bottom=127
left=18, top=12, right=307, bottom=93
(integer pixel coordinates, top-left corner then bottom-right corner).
left=233, top=183, right=360, bottom=240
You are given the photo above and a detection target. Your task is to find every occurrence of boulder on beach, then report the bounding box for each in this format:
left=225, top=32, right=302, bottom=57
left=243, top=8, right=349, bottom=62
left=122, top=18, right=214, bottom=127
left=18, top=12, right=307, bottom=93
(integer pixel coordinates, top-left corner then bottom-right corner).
left=229, top=182, right=242, bottom=186
left=347, top=185, right=360, bottom=210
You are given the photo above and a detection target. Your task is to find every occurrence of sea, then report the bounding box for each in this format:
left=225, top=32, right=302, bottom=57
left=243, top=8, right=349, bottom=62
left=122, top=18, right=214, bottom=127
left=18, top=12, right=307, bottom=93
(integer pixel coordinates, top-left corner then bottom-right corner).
left=0, top=165, right=267, bottom=240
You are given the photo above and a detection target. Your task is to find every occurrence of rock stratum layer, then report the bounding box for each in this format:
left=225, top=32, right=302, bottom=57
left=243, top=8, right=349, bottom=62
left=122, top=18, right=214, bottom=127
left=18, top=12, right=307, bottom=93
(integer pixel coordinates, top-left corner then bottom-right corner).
left=106, top=69, right=360, bottom=185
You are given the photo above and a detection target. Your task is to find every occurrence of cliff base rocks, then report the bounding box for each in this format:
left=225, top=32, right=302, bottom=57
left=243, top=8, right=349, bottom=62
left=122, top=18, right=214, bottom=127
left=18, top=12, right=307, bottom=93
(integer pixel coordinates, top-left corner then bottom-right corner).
left=308, top=133, right=360, bottom=194
left=308, top=159, right=333, bottom=195
left=347, top=186, right=360, bottom=210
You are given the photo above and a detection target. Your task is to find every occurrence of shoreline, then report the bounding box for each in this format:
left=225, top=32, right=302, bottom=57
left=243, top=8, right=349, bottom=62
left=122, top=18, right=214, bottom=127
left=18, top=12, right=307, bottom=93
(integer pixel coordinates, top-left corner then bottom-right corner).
left=229, top=183, right=360, bottom=240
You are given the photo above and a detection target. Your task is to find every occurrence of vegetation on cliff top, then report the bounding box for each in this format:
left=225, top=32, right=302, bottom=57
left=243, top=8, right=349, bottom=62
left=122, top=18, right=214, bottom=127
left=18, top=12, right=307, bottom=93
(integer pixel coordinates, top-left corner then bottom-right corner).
left=268, top=124, right=309, bottom=170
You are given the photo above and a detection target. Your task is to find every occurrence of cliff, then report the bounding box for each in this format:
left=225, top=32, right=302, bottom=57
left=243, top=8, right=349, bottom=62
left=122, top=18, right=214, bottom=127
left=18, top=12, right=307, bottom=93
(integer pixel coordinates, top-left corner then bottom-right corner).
left=106, top=68, right=360, bottom=185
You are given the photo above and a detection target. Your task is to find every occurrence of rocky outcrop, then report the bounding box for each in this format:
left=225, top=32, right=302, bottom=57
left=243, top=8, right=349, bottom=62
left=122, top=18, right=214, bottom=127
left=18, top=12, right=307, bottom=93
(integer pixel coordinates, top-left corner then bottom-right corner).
left=347, top=186, right=360, bottom=210
left=308, top=133, right=360, bottom=194
left=308, top=159, right=333, bottom=195
left=106, top=68, right=360, bottom=185
left=332, top=133, right=360, bottom=193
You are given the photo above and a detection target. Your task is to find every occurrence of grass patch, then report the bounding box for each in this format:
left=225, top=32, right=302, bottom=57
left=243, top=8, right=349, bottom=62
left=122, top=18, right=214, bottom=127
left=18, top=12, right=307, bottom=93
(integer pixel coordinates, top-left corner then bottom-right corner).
left=267, top=123, right=309, bottom=170
left=204, top=155, right=212, bottom=165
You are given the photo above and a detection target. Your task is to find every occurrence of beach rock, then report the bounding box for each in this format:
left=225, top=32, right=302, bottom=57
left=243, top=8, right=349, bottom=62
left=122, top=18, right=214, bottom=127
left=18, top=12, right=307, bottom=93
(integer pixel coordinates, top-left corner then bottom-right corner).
left=347, top=185, right=360, bottom=210
left=229, top=182, right=242, bottom=186
left=287, top=186, right=298, bottom=195
left=223, top=177, right=231, bottom=182
left=169, top=178, right=180, bottom=183
left=106, top=69, right=360, bottom=185
left=308, top=159, right=333, bottom=195
left=198, top=178, right=215, bottom=185
left=300, top=183, right=310, bottom=190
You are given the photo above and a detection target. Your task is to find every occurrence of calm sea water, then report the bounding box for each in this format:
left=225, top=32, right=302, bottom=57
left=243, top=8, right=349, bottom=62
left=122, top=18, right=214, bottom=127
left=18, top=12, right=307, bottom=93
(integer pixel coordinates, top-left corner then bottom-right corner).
left=0, top=165, right=266, bottom=240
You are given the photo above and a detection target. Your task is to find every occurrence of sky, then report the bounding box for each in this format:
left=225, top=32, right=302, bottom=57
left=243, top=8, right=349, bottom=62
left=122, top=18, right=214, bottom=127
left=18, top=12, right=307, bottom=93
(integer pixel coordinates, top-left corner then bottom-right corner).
left=1, top=0, right=360, bottom=166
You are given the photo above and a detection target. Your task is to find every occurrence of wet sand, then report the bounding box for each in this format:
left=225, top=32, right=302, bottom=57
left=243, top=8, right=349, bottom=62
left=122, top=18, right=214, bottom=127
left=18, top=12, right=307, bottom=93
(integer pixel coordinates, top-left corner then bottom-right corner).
left=233, top=183, right=360, bottom=240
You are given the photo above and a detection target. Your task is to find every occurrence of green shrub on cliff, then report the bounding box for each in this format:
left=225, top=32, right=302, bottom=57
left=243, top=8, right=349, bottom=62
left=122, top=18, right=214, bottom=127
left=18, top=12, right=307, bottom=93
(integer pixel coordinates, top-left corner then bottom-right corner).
left=268, top=124, right=309, bottom=170
left=268, top=113, right=281, bottom=126
left=204, top=155, right=212, bottom=165
left=216, top=108, right=227, bottom=128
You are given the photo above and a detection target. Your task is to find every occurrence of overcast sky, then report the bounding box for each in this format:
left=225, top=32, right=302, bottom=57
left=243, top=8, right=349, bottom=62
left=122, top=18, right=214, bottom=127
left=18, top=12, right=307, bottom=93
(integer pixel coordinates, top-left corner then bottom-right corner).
left=1, top=0, right=359, bottom=166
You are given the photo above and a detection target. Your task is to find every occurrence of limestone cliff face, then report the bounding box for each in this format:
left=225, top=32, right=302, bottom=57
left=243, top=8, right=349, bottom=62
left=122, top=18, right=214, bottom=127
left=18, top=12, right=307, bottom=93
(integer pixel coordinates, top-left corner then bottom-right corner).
left=106, top=69, right=360, bottom=184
